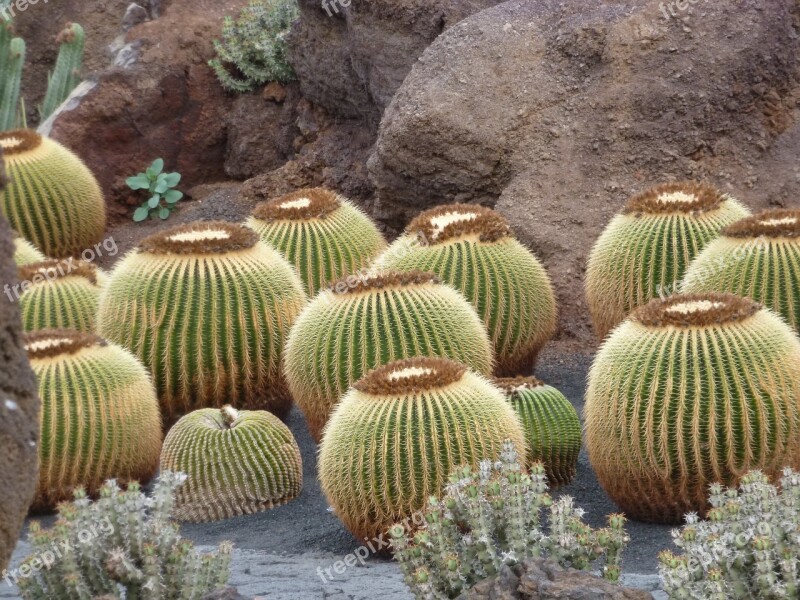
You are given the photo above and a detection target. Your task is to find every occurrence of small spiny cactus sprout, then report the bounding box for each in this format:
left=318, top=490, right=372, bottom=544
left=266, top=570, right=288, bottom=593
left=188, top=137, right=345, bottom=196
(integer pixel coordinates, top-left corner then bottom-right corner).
left=585, top=181, right=750, bottom=339
left=12, top=234, right=45, bottom=266
left=585, top=292, right=800, bottom=524
left=373, top=204, right=557, bottom=375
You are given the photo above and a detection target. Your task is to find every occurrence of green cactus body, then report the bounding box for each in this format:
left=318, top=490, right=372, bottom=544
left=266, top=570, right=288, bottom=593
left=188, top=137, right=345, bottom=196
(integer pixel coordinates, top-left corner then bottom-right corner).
left=494, top=376, right=581, bottom=487
left=40, top=22, right=84, bottom=120
left=585, top=293, right=800, bottom=524
left=585, top=182, right=750, bottom=340
left=98, top=221, right=307, bottom=425
left=18, top=259, right=106, bottom=332
left=160, top=406, right=303, bottom=522
left=319, top=357, right=527, bottom=542
left=12, top=234, right=44, bottom=265
left=0, top=36, right=24, bottom=131
left=25, top=329, right=162, bottom=511
left=681, top=209, right=800, bottom=334
left=0, top=129, right=106, bottom=257
left=284, top=270, right=495, bottom=442
left=247, top=187, right=387, bottom=296
left=374, top=204, right=557, bottom=375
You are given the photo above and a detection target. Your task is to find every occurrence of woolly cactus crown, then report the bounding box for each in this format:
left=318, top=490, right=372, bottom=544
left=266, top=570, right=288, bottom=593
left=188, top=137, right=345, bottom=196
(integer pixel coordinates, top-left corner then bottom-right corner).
left=139, top=220, right=259, bottom=255
left=405, top=203, right=512, bottom=245
left=622, top=181, right=729, bottom=215
left=493, top=375, right=547, bottom=396
left=353, top=356, right=468, bottom=395
left=24, top=328, right=106, bottom=360
left=252, top=187, right=343, bottom=221
left=631, top=292, right=759, bottom=328
left=721, top=208, right=800, bottom=238
left=0, top=129, right=41, bottom=155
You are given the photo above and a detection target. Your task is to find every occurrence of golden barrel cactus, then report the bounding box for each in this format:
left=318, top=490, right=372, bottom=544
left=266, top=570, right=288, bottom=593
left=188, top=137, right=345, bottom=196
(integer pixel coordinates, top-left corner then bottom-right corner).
left=13, top=234, right=45, bottom=266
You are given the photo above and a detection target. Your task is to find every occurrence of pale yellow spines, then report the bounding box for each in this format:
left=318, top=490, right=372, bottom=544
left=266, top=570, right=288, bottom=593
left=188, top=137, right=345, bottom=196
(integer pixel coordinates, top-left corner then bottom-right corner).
left=13, top=236, right=45, bottom=266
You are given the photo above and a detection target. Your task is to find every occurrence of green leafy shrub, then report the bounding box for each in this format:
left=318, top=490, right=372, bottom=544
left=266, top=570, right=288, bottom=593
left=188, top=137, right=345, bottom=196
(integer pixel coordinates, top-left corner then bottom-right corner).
left=127, top=158, right=183, bottom=222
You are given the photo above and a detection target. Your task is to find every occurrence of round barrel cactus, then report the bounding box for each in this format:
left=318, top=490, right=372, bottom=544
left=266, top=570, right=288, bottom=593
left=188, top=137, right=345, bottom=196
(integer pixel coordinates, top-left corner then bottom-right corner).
left=0, top=129, right=106, bottom=258
left=18, top=259, right=106, bottom=332
left=284, top=270, right=494, bottom=442
left=247, top=187, right=387, bottom=296
left=160, top=405, right=303, bottom=522
left=585, top=182, right=750, bottom=340
left=585, top=293, right=800, bottom=524
left=682, top=209, right=800, bottom=333
left=98, top=221, right=307, bottom=425
left=494, top=376, right=581, bottom=487
left=319, top=357, right=527, bottom=541
left=374, top=204, right=557, bottom=375
left=25, top=329, right=162, bottom=511
left=13, top=235, right=45, bottom=266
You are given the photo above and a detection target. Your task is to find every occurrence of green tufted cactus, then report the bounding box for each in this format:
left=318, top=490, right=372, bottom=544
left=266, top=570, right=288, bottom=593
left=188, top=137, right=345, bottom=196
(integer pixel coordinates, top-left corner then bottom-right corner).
left=40, top=22, right=85, bottom=120
left=374, top=204, right=557, bottom=375
left=284, top=270, right=494, bottom=442
left=682, top=209, right=800, bottom=334
left=0, top=34, right=23, bottom=131
left=494, top=377, right=581, bottom=487
left=585, top=293, right=800, bottom=524
left=98, top=221, right=307, bottom=425
left=160, top=406, right=303, bottom=522
left=585, top=182, right=750, bottom=340
left=319, top=357, right=527, bottom=542
left=247, top=187, right=387, bottom=296
left=25, top=329, right=162, bottom=511
left=12, top=233, right=44, bottom=265
left=0, top=129, right=106, bottom=257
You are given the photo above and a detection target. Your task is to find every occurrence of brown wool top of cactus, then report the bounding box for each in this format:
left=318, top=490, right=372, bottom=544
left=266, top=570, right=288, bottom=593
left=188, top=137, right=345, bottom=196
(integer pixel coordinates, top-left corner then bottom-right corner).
left=139, top=221, right=259, bottom=256
left=353, top=357, right=467, bottom=396
left=24, top=329, right=107, bottom=360
left=329, top=270, right=440, bottom=295
left=631, top=293, right=761, bottom=329
left=406, top=204, right=512, bottom=245
left=0, top=129, right=43, bottom=156
left=722, top=209, right=800, bottom=239
left=19, top=259, right=100, bottom=286
left=252, top=188, right=342, bottom=222
left=493, top=376, right=546, bottom=396
left=623, top=182, right=728, bottom=215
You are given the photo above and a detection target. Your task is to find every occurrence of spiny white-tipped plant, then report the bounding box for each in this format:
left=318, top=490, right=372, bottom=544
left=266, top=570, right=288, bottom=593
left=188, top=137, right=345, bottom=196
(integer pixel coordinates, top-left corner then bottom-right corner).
left=12, top=234, right=44, bottom=266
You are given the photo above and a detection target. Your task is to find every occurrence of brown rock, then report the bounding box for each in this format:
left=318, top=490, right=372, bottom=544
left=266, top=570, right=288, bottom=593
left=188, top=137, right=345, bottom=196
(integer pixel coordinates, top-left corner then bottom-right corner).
left=263, top=81, right=288, bottom=103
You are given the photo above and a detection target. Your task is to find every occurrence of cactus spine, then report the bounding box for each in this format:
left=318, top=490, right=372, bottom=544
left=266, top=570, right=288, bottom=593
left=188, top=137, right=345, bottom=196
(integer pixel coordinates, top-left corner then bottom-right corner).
left=40, top=23, right=85, bottom=120
left=12, top=234, right=44, bottom=265
left=585, top=293, right=800, bottom=524
left=0, top=35, right=23, bottom=131
left=160, top=406, right=303, bottom=522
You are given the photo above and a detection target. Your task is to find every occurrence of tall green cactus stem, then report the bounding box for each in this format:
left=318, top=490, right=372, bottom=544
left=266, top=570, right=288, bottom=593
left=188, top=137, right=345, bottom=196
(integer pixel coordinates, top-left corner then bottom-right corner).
left=585, top=293, right=800, bottom=524
left=0, top=129, right=105, bottom=257
left=494, top=377, right=582, bottom=487
left=0, top=37, right=23, bottom=131
left=98, top=221, right=307, bottom=425
left=12, top=234, right=44, bottom=266
left=374, top=204, right=557, bottom=375
left=319, top=357, right=527, bottom=542
left=25, top=329, right=162, bottom=511
left=160, top=406, right=303, bottom=522
left=247, top=187, right=387, bottom=296
left=682, top=209, right=800, bottom=334
left=0, top=18, right=12, bottom=111
left=284, top=270, right=494, bottom=442
left=40, top=23, right=85, bottom=120
left=585, top=182, right=750, bottom=340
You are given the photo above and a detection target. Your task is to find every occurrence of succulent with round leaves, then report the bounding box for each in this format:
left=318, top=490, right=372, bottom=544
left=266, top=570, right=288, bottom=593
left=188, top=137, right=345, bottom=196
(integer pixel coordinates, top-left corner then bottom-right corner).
left=98, top=221, right=307, bottom=425
left=494, top=376, right=581, bottom=487
left=160, top=405, right=303, bottom=523
left=24, top=329, right=162, bottom=511
left=284, top=271, right=495, bottom=442
left=0, top=129, right=106, bottom=258
left=12, top=234, right=44, bottom=265
left=682, top=208, right=800, bottom=334
left=319, top=357, right=527, bottom=542
left=374, top=204, right=557, bottom=375
left=247, top=187, right=387, bottom=296
left=585, top=182, right=750, bottom=340
left=585, top=293, right=800, bottom=524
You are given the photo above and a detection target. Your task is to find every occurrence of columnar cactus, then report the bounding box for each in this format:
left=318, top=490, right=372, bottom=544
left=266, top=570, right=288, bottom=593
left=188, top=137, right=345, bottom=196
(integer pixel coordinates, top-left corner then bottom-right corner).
left=0, top=129, right=106, bottom=257
left=40, top=22, right=85, bottom=120
left=0, top=35, right=23, bottom=131
left=319, top=357, right=527, bottom=542
left=98, top=221, right=307, bottom=424
left=247, top=187, right=387, bottom=296
left=682, top=209, right=800, bottom=333
left=25, top=329, right=162, bottom=511
left=494, top=377, right=581, bottom=487
left=160, top=405, right=303, bottom=522
left=585, top=293, right=800, bottom=524
left=12, top=234, right=44, bottom=265
left=18, top=258, right=106, bottom=332
left=284, top=270, right=494, bottom=442
left=585, top=182, right=750, bottom=339
left=374, top=204, right=557, bottom=375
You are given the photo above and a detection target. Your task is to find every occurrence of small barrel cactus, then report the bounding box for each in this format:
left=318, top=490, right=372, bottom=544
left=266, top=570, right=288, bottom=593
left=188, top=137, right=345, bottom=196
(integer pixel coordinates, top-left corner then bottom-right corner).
left=247, top=187, right=387, bottom=296
left=585, top=182, right=750, bottom=339
left=12, top=234, right=45, bottom=266
left=18, top=258, right=106, bottom=332
left=494, top=376, right=582, bottom=487
left=373, top=204, right=557, bottom=375
left=585, top=293, right=800, bottom=524
left=319, top=357, right=527, bottom=542
left=682, top=209, right=800, bottom=333
left=25, top=329, right=162, bottom=511
left=284, top=270, right=495, bottom=442
left=160, top=405, right=303, bottom=523
left=0, top=129, right=106, bottom=258
left=98, top=221, right=307, bottom=425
